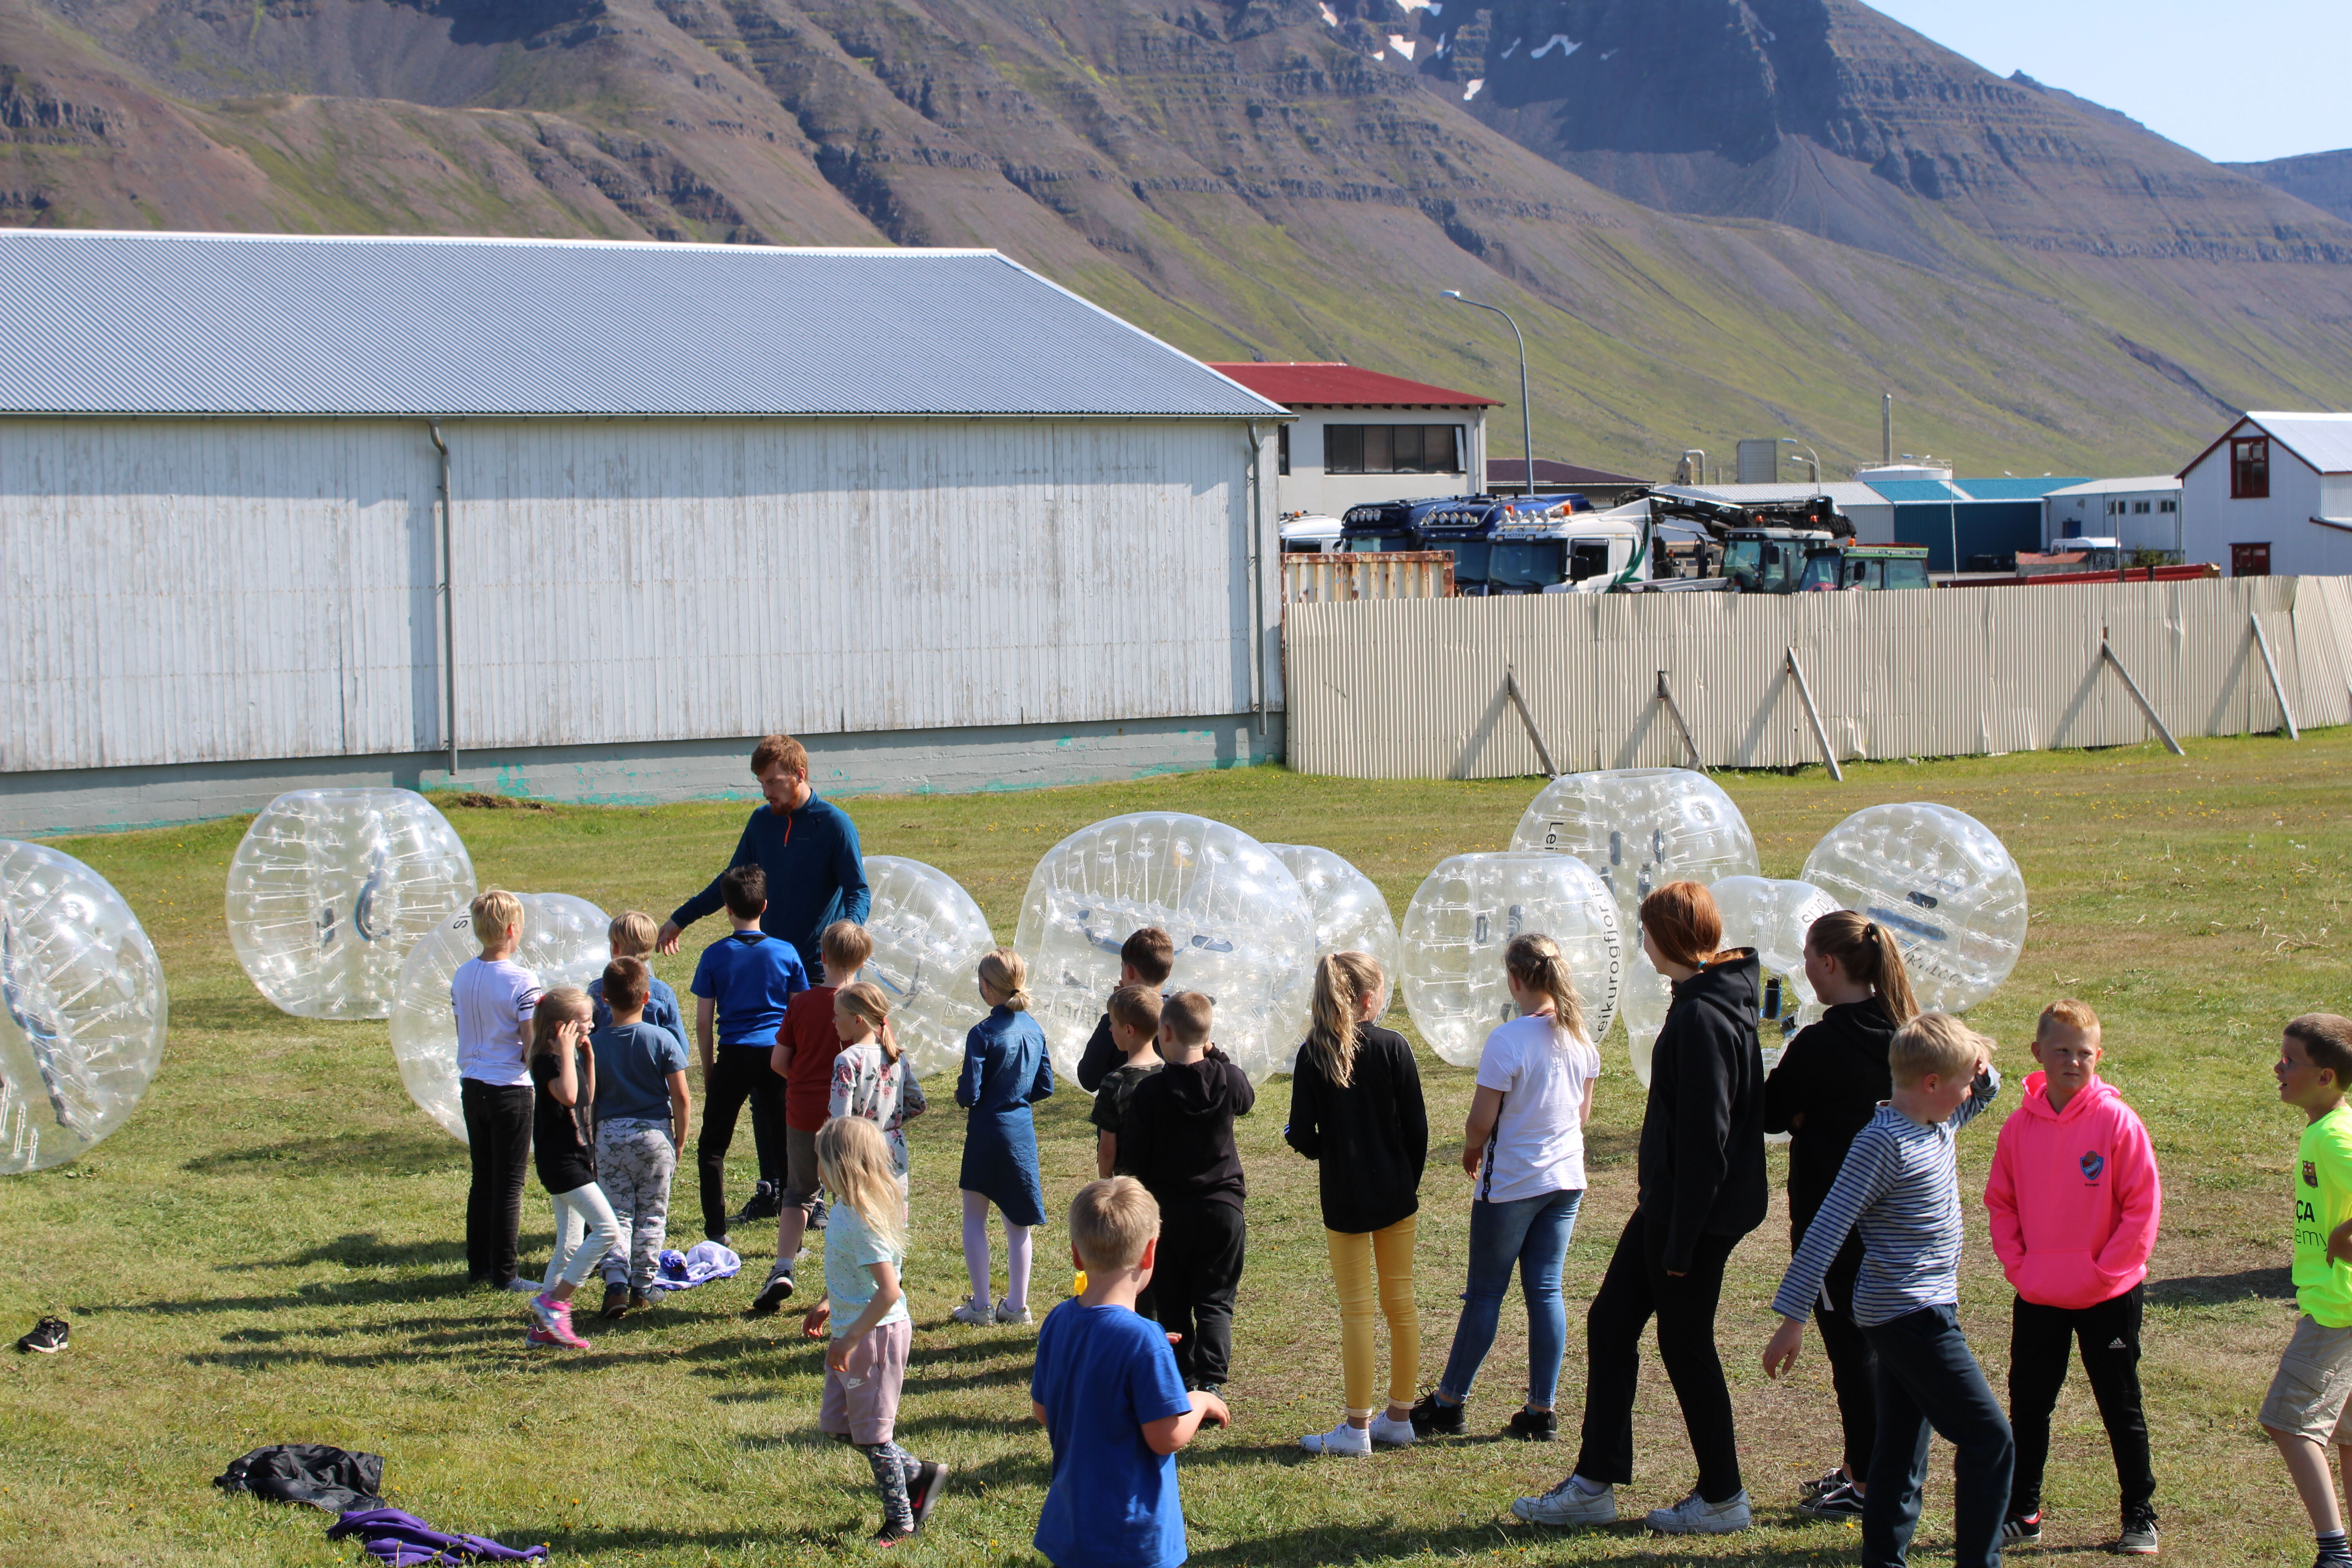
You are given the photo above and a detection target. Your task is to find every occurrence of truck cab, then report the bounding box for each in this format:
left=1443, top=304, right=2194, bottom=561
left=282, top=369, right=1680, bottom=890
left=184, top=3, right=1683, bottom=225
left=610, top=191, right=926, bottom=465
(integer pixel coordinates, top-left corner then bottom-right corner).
left=1799, top=542, right=1933, bottom=592
left=1417, top=493, right=1591, bottom=594
left=1338, top=496, right=1461, bottom=554
left=1721, top=527, right=1833, bottom=594
left=1488, top=499, right=1656, bottom=593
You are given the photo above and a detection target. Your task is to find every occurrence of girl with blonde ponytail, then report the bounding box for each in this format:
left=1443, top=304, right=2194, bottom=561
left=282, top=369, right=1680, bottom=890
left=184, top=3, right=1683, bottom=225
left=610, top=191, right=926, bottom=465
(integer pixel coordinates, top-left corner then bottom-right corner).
left=1286, top=952, right=1427, bottom=1455
left=828, top=981, right=927, bottom=1191
left=1412, top=933, right=1603, bottom=1446
left=951, top=949, right=1053, bottom=1327
left=1755, top=911, right=1924, bottom=1514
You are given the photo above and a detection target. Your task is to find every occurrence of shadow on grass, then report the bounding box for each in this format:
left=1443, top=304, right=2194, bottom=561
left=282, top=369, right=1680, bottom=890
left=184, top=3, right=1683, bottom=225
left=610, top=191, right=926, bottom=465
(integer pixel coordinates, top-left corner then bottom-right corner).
left=214, top=1231, right=468, bottom=1272
left=185, top=1134, right=461, bottom=1178
left=1185, top=1519, right=1864, bottom=1565
left=2149, top=1265, right=2294, bottom=1307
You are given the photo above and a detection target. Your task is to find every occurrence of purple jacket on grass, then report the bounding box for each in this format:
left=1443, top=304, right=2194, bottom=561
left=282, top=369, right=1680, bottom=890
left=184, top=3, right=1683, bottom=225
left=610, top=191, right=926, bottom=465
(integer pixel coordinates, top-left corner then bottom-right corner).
left=327, top=1508, right=549, bottom=1565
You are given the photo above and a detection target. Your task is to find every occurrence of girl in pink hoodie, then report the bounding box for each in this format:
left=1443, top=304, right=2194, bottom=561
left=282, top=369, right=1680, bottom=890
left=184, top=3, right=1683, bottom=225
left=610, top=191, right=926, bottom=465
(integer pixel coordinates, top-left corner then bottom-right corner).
left=1983, top=999, right=2163, bottom=1555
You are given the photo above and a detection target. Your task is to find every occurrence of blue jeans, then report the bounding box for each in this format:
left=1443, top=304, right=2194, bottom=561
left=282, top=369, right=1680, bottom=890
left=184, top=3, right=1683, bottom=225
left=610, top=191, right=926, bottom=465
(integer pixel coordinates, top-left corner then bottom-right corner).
left=1436, top=1188, right=1583, bottom=1408
left=1861, top=1303, right=2014, bottom=1568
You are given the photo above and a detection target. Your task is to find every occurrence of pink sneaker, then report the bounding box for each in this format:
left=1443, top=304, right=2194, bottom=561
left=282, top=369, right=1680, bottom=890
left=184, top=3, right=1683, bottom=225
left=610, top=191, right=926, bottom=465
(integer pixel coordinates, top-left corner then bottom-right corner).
left=532, top=1293, right=589, bottom=1349
left=524, top=1325, right=560, bottom=1347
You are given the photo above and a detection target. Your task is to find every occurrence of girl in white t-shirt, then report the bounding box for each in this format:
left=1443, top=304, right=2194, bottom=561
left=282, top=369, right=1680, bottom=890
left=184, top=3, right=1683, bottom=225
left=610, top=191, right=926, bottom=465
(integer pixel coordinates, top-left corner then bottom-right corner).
left=1409, top=933, right=1600, bottom=1443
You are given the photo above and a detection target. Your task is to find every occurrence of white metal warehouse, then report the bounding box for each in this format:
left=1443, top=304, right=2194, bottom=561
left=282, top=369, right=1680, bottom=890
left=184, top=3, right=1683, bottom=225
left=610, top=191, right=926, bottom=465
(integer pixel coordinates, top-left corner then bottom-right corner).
left=0, top=231, right=1291, bottom=835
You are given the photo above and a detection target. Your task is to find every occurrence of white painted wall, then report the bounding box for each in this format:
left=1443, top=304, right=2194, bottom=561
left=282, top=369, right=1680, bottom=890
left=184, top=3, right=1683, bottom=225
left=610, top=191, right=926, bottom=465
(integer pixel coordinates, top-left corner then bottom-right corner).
left=2045, top=486, right=2183, bottom=554
left=1, top=416, right=1270, bottom=774
left=2180, top=432, right=2352, bottom=576
left=1273, top=407, right=1486, bottom=517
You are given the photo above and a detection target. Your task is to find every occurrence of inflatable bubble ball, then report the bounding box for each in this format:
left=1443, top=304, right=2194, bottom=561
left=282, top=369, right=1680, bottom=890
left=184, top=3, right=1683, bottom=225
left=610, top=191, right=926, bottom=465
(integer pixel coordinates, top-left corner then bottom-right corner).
left=1801, top=803, right=2027, bottom=1015
left=1508, top=768, right=1759, bottom=933
left=1399, top=852, right=1623, bottom=1069
left=1265, top=845, right=1404, bottom=1007
left=1622, top=874, right=1840, bottom=1093
left=1015, top=814, right=1316, bottom=1083
left=0, top=841, right=169, bottom=1174
left=226, top=788, right=476, bottom=1020
left=860, top=856, right=997, bottom=1080
left=387, top=893, right=610, bottom=1140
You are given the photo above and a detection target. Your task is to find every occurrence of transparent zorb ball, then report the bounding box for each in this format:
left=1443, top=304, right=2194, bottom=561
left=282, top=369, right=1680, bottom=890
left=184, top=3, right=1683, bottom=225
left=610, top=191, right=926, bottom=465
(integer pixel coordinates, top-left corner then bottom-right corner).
left=1801, top=803, right=2027, bottom=1014
left=0, top=841, right=168, bottom=1173
left=226, top=788, right=476, bottom=1020
left=859, top=856, right=996, bottom=1080
left=1509, top=768, right=1759, bottom=930
left=1398, top=853, right=1623, bottom=1068
left=1264, top=845, right=1403, bottom=1010
left=1014, top=814, right=1315, bottom=1083
left=387, top=893, right=610, bottom=1140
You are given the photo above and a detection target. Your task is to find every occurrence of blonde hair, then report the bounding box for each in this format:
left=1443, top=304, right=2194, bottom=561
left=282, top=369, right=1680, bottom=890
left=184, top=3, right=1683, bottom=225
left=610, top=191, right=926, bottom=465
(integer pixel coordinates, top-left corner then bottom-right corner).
left=607, top=910, right=658, bottom=958
left=816, top=1116, right=906, bottom=1255
left=2037, top=998, right=2100, bottom=1041
left=1307, top=951, right=1385, bottom=1088
left=837, top=980, right=895, bottom=1059
left=471, top=888, right=524, bottom=949
left=1069, top=1176, right=1160, bottom=1272
left=978, top=949, right=1030, bottom=1011
left=529, top=986, right=592, bottom=1059
left=1807, top=911, right=1920, bottom=1026
left=822, top=919, right=874, bottom=978
left=1504, top=932, right=1589, bottom=1043
left=1162, top=991, right=1212, bottom=1047
left=1890, top=1012, right=1994, bottom=1087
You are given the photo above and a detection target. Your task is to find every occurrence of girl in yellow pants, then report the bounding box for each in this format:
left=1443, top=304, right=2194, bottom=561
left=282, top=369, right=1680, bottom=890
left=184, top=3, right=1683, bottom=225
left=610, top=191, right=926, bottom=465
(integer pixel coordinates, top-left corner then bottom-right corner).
left=1284, top=951, right=1428, bottom=1454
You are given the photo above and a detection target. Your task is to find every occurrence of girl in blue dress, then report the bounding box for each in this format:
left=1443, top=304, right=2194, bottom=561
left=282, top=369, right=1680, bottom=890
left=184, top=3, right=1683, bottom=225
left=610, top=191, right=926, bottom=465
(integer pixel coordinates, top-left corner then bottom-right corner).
left=952, top=949, right=1054, bottom=1327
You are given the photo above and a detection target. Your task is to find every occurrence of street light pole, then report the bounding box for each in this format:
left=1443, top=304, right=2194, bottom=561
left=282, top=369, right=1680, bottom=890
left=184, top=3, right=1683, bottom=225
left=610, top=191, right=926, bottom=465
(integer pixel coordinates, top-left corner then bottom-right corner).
left=1779, top=437, right=1820, bottom=485
left=1443, top=290, right=1534, bottom=497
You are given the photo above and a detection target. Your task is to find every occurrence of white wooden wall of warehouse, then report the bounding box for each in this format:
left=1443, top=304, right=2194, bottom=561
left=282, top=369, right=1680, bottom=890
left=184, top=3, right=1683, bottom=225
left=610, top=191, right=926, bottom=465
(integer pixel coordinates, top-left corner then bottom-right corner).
left=1, top=416, right=1271, bottom=773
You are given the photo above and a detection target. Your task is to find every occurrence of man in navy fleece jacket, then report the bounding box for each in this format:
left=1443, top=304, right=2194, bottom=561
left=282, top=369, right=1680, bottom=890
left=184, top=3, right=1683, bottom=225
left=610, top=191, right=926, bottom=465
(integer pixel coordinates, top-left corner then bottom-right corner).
left=659, top=733, right=870, bottom=1221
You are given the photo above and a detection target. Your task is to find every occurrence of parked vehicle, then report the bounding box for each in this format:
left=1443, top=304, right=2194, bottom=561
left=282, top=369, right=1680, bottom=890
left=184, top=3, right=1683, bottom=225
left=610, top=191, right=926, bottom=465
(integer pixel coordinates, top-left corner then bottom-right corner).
left=1338, top=495, right=1464, bottom=554
left=1798, top=542, right=1932, bottom=592
left=1493, top=499, right=1657, bottom=593
left=1279, top=512, right=1345, bottom=553
left=1415, top=493, right=1592, bottom=594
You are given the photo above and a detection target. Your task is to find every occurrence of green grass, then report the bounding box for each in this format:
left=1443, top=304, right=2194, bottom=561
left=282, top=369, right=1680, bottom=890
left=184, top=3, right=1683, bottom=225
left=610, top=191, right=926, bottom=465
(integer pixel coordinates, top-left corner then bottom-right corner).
left=4, top=733, right=2349, bottom=1565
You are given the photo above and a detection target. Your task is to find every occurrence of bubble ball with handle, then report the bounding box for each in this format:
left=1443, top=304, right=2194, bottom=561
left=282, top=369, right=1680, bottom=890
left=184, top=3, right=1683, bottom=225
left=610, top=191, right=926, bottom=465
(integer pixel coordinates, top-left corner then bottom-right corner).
left=1397, top=852, right=1624, bottom=1069
left=1263, top=844, right=1403, bottom=1007
left=1800, top=802, right=2027, bottom=1015
left=858, top=855, right=997, bottom=1080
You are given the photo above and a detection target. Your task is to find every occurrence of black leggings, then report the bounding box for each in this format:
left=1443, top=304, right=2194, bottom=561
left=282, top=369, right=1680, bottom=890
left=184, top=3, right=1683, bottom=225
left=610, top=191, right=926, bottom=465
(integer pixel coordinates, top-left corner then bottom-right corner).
left=1811, top=1233, right=1879, bottom=1480
left=1573, top=1207, right=1744, bottom=1503
left=460, top=1080, right=533, bottom=1285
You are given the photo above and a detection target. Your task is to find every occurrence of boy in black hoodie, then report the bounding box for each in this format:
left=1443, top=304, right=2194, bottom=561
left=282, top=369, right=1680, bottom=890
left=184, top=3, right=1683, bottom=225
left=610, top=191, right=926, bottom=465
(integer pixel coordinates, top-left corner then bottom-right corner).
left=1761, top=910, right=1917, bottom=1519
left=1122, top=991, right=1255, bottom=1394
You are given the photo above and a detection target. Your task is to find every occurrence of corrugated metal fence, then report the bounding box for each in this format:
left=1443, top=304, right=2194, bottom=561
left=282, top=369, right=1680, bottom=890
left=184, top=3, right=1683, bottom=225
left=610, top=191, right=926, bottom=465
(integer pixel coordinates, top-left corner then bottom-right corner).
left=1286, top=575, right=2352, bottom=778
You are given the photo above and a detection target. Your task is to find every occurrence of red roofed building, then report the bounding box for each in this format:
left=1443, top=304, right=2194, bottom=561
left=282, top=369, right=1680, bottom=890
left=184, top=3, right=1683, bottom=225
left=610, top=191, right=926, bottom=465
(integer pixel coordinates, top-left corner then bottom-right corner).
left=1209, top=361, right=1495, bottom=520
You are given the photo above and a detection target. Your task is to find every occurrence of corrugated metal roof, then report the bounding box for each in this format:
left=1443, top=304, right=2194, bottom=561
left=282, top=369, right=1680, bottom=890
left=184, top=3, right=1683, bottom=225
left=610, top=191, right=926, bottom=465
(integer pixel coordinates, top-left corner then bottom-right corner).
left=2249, top=412, right=2352, bottom=474
left=0, top=231, right=1290, bottom=419
left=1653, top=482, right=1890, bottom=511
left=1486, top=458, right=1648, bottom=485
left=2043, top=475, right=2182, bottom=497
left=1206, top=361, right=1500, bottom=408
left=1867, top=478, right=1968, bottom=503
left=1951, top=476, right=2089, bottom=501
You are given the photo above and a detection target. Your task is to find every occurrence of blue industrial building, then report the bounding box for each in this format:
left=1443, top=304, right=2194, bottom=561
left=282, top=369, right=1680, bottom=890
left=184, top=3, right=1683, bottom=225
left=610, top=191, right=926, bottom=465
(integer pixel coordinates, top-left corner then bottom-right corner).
left=1867, top=476, right=2089, bottom=572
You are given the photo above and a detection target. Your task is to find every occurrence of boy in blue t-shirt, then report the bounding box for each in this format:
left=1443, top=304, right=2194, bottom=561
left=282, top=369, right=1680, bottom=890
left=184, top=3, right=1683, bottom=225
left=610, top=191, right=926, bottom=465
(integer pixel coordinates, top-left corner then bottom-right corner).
left=690, top=866, right=807, bottom=1246
left=589, top=911, right=687, bottom=1048
left=589, top=956, right=692, bottom=1318
left=1031, top=1177, right=1228, bottom=1568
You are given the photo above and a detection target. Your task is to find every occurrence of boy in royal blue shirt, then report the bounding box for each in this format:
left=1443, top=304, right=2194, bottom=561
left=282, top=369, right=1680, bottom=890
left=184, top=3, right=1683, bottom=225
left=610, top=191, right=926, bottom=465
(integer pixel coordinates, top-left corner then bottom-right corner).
left=1032, top=1177, right=1228, bottom=1568
left=690, top=865, right=807, bottom=1247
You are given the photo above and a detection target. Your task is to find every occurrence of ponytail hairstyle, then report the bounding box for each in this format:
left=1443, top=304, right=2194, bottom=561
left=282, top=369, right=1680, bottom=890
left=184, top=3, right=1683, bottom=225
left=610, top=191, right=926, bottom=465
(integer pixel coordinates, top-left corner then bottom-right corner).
left=978, top=948, right=1031, bottom=1011
left=1504, top=933, right=1599, bottom=1072
left=1638, top=880, right=1727, bottom=971
left=1307, top=951, right=1386, bottom=1089
left=815, top=1116, right=907, bottom=1255
left=837, top=980, right=895, bottom=1058
left=529, top=986, right=592, bottom=1060
left=1806, top=910, right=1919, bottom=1025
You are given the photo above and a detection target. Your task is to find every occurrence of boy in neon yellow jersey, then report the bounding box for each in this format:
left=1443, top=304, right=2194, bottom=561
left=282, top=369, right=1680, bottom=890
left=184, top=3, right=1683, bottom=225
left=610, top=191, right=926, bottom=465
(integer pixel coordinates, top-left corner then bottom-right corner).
left=2262, top=1013, right=2352, bottom=1568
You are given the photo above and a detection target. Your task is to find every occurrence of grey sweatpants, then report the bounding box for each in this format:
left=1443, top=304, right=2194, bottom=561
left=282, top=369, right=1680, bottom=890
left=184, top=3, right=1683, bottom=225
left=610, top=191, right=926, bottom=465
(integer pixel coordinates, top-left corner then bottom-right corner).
left=594, top=1119, right=678, bottom=1290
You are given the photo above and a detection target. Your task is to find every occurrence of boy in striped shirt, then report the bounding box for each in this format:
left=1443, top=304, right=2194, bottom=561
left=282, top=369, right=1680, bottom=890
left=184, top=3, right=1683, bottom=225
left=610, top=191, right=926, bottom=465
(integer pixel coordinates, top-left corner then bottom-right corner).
left=1762, top=1013, right=2007, bottom=1568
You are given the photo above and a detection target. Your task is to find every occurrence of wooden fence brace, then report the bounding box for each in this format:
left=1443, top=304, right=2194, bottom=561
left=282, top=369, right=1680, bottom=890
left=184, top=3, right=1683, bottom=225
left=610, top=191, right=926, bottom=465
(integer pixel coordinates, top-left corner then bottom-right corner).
left=2250, top=612, right=2301, bottom=740
left=1783, top=648, right=1845, bottom=782
left=1655, top=670, right=1703, bottom=770
left=2100, top=636, right=2186, bottom=756
left=1504, top=664, right=1562, bottom=779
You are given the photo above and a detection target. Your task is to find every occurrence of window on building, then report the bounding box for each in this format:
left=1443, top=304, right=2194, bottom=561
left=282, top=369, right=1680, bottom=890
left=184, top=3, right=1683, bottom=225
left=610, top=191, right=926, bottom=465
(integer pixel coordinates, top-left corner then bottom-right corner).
left=2132, top=500, right=2151, bottom=514
left=1323, top=424, right=1464, bottom=475
left=1276, top=425, right=1289, bottom=476
left=2159, top=499, right=2177, bottom=514
left=2232, top=437, right=2270, bottom=499
left=2232, top=542, right=2272, bottom=577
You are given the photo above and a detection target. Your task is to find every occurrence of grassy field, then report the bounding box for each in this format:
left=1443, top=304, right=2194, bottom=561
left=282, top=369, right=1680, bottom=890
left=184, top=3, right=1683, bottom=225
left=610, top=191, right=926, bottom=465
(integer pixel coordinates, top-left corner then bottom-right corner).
left=4, top=732, right=2349, bottom=1567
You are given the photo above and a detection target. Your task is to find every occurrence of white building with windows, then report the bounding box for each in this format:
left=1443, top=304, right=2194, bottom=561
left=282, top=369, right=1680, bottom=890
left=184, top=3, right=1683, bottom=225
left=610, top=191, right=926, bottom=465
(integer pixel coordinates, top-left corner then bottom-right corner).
left=2042, top=475, right=2183, bottom=555
left=2177, top=412, right=2352, bottom=577
left=1207, top=362, right=1493, bottom=520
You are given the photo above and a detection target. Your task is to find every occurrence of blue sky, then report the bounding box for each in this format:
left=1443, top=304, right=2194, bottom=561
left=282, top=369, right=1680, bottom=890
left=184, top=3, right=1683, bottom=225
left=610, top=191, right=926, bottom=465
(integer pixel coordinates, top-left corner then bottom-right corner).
left=1869, top=0, right=2349, bottom=165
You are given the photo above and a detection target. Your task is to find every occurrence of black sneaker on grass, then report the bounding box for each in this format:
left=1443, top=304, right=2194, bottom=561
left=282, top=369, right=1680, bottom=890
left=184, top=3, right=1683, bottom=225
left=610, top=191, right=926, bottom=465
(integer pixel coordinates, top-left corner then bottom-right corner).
left=750, top=1268, right=795, bottom=1315
left=15, top=1317, right=66, bottom=1354
left=599, top=1282, right=630, bottom=1320
left=734, top=1182, right=782, bottom=1225
left=1408, top=1392, right=1465, bottom=1437
left=1504, top=1407, right=1557, bottom=1442
left=2002, top=1511, right=2043, bottom=1546
left=2117, top=1509, right=2159, bottom=1555
left=1801, top=1465, right=1847, bottom=1498
left=1800, top=1481, right=1866, bottom=1521
left=808, top=1198, right=829, bottom=1231
left=907, top=1460, right=949, bottom=1533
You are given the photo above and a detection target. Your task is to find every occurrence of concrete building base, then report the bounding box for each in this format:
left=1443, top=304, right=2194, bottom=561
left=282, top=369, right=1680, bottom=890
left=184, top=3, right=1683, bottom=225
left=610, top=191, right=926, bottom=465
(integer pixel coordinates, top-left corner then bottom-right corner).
left=4, top=712, right=1286, bottom=838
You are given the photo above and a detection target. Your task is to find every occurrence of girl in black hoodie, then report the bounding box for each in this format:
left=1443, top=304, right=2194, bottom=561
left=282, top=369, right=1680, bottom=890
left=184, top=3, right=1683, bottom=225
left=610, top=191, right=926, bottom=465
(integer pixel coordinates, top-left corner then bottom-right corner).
left=1519, top=880, right=1767, bottom=1536
left=1759, top=911, right=1920, bottom=1519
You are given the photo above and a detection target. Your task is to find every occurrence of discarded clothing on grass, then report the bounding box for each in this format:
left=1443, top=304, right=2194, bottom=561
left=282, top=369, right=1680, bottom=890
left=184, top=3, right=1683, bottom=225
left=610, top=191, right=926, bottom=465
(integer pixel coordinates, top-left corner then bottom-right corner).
left=647, top=1240, right=740, bottom=1294
left=328, top=1508, right=549, bottom=1565
left=214, top=1444, right=385, bottom=1514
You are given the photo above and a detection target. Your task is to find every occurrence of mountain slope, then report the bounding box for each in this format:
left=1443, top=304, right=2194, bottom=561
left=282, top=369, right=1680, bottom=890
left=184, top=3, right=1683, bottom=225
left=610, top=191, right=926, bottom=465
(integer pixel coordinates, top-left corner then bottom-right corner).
left=2229, top=149, right=2352, bottom=228
left=4, top=0, right=2350, bottom=479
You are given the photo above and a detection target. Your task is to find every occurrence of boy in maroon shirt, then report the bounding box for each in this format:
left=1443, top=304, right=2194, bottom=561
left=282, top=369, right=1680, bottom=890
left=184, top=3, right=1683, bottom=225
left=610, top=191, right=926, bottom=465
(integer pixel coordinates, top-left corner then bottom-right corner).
left=755, top=920, right=874, bottom=1314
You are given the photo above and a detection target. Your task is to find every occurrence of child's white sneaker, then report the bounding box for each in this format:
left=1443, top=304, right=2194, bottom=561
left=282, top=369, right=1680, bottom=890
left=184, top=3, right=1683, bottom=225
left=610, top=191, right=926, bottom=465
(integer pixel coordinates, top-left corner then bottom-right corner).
left=995, top=1298, right=1033, bottom=1326
left=1644, top=1489, right=1752, bottom=1534
left=1368, top=1412, right=1416, bottom=1446
left=1299, top=1420, right=1372, bottom=1455
left=949, top=1296, right=996, bottom=1327
left=1513, top=1475, right=1615, bottom=1526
